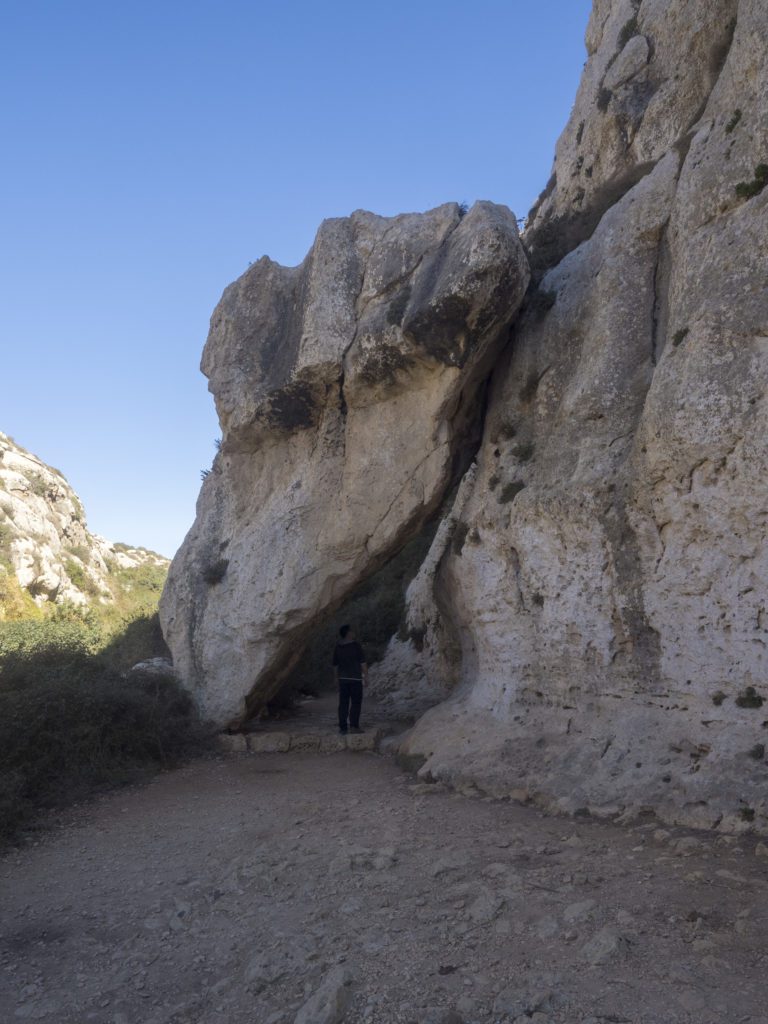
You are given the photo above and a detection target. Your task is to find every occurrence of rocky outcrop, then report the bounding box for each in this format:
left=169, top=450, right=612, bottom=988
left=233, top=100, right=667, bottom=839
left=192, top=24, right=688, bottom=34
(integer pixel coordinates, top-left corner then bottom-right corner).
left=526, top=0, right=741, bottom=274
left=382, top=0, right=768, bottom=832
left=160, top=203, right=529, bottom=726
left=163, top=0, right=767, bottom=832
left=0, top=432, right=167, bottom=612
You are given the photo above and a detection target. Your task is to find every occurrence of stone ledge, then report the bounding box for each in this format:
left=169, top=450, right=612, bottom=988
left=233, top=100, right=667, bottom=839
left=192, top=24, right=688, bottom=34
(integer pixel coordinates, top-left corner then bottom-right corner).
left=216, top=726, right=387, bottom=755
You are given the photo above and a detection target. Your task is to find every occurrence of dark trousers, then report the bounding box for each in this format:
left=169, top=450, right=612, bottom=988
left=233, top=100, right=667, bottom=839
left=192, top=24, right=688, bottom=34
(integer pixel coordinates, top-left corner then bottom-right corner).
left=338, top=679, right=363, bottom=731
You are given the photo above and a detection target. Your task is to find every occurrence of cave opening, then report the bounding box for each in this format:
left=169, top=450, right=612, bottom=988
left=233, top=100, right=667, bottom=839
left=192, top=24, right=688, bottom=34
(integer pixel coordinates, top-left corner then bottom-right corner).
left=258, top=518, right=440, bottom=726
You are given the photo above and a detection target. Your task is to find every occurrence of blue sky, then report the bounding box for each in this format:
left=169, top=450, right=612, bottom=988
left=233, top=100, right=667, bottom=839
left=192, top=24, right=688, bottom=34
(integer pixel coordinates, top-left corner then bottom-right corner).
left=1, top=0, right=591, bottom=556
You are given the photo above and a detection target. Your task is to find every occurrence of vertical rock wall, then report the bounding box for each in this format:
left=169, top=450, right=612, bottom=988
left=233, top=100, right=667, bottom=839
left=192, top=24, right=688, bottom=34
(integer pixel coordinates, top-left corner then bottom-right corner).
left=385, top=0, right=768, bottom=832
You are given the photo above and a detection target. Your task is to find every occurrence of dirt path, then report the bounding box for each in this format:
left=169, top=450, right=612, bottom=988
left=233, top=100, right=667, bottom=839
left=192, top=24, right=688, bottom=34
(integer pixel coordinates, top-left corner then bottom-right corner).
left=1, top=750, right=767, bottom=1024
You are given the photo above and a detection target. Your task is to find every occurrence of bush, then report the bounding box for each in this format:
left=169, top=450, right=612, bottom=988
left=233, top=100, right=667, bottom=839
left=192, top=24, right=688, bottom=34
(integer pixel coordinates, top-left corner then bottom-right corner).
left=64, top=558, right=102, bottom=598
left=65, top=543, right=91, bottom=563
left=735, top=164, right=768, bottom=200
left=105, top=561, right=167, bottom=615
left=0, top=632, right=208, bottom=845
left=0, top=570, right=42, bottom=621
left=100, top=612, right=170, bottom=672
left=27, top=472, right=49, bottom=498
left=0, top=521, right=15, bottom=569
left=617, top=15, right=639, bottom=50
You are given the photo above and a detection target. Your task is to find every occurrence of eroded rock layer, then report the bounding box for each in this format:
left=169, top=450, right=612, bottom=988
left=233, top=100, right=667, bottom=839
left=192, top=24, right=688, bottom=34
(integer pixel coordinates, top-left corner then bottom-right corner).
left=376, top=0, right=768, bottom=832
left=160, top=203, right=529, bottom=725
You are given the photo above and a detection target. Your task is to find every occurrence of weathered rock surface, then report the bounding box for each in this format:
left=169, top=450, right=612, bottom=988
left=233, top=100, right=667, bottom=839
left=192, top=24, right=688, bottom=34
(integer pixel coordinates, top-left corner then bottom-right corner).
left=378, top=0, right=768, bottom=832
left=160, top=202, right=529, bottom=725
left=0, top=432, right=167, bottom=612
left=163, top=0, right=767, bottom=831
left=526, top=0, right=741, bottom=273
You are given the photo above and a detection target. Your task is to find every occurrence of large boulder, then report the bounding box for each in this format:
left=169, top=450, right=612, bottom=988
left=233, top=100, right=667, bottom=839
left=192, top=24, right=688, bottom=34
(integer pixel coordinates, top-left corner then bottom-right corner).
left=380, top=0, right=768, bottom=832
left=160, top=202, right=529, bottom=726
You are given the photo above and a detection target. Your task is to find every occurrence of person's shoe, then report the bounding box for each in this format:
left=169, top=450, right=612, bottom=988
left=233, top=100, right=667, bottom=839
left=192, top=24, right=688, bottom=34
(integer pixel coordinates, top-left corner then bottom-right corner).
left=350, top=726, right=364, bottom=734
left=339, top=727, right=348, bottom=735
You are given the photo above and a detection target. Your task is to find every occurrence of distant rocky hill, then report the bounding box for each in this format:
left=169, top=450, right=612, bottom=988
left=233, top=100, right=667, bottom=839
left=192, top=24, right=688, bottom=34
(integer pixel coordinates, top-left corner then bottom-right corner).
left=0, top=432, right=168, bottom=615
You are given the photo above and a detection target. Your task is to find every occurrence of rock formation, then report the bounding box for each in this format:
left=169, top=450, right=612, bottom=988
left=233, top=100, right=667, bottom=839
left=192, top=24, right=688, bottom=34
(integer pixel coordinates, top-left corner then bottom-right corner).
left=164, top=0, right=767, bottom=831
left=160, top=203, right=529, bottom=725
left=0, top=432, right=167, bottom=613
left=379, top=0, right=768, bottom=832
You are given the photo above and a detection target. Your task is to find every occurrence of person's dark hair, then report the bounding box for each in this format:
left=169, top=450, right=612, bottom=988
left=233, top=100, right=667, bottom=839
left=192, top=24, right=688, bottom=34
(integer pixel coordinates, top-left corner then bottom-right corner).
left=339, top=624, right=351, bottom=638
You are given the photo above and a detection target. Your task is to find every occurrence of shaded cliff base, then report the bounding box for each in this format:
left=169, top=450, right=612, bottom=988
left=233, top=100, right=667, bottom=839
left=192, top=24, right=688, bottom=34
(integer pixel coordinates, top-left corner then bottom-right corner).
left=399, top=692, right=768, bottom=835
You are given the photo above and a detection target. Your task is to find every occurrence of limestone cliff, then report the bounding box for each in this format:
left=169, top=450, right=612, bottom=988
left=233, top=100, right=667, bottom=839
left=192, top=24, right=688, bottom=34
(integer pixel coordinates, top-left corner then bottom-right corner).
left=163, top=0, right=767, bottom=832
left=0, top=432, right=167, bottom=613
left=160, top=203, right=529, bottom=725
left=383, top=0, right=768, bottom=833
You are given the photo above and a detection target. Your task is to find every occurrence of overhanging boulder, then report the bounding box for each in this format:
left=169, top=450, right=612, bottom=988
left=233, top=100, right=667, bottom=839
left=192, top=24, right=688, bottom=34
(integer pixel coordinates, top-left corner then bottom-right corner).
left=160, top=201, right=529, bottom=726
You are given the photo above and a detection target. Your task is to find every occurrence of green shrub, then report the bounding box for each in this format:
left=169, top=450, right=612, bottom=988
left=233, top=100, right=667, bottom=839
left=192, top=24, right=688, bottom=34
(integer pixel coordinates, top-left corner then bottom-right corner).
left=0, top=521, right=15, bottom=569
left=0, top=637, right=208, bottom=845
left=27, top=473, right=49, bottom=499
left=735, top=164, right=768, bottom=200
left=64, top=558, right=102, bottom=598
left=0, top=616, right=104, bottom=661
left=106, top=561, right=167, bottom=613
left=725, top=109, right=742, bottom=134
left=618, top=15, right=639, bottom=50
left=0, top=513, right=180, bottom=844
left=65, top=543, right=91, bottom=563
left=0, top=570, right=42, bottom=621
left=100, top=613, right=170, bottom=672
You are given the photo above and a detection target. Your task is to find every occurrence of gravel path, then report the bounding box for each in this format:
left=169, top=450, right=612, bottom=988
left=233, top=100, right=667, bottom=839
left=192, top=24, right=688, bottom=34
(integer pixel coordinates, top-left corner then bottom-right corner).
left=1, top=750, right=767, bottom=1024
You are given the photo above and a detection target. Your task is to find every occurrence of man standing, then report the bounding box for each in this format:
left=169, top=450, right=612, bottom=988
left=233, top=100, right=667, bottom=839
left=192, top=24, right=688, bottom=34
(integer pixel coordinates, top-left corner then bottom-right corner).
left=332, top=624, right=368, bottom=735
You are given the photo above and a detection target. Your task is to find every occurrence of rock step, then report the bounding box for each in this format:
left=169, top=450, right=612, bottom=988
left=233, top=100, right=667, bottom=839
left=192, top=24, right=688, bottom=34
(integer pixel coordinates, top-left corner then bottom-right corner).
left=217, top=725, right=390, bottom=755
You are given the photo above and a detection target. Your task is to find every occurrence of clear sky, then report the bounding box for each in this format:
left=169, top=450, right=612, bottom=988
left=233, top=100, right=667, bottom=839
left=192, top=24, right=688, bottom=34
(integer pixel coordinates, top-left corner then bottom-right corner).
left=1, top=0, right=591, bottom=557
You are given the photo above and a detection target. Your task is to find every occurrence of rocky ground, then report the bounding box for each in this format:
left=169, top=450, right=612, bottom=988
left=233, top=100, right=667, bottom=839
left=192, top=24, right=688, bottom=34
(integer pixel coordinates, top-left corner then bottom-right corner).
left=1, top=747, right=767, bottom=1024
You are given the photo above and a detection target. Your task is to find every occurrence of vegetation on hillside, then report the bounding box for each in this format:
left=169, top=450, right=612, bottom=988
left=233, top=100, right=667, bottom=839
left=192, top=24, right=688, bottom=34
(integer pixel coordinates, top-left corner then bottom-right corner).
left=0, top=558, right=210, bottom=847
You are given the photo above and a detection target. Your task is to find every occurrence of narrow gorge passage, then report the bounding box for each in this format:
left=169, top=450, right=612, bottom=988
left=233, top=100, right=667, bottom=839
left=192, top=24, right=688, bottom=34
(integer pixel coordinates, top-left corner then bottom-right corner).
left=2, top=751, right=767, bottom=1024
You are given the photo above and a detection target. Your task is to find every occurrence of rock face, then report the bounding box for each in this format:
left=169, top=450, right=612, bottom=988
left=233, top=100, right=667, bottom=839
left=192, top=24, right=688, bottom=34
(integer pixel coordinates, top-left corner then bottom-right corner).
left=164, top=0, right=768, bottom=832
left=0, top=432, right=167, bottom=612
left=160, top=203, right=529, bottom=725
left=376, top=0, right=768, bottom=832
